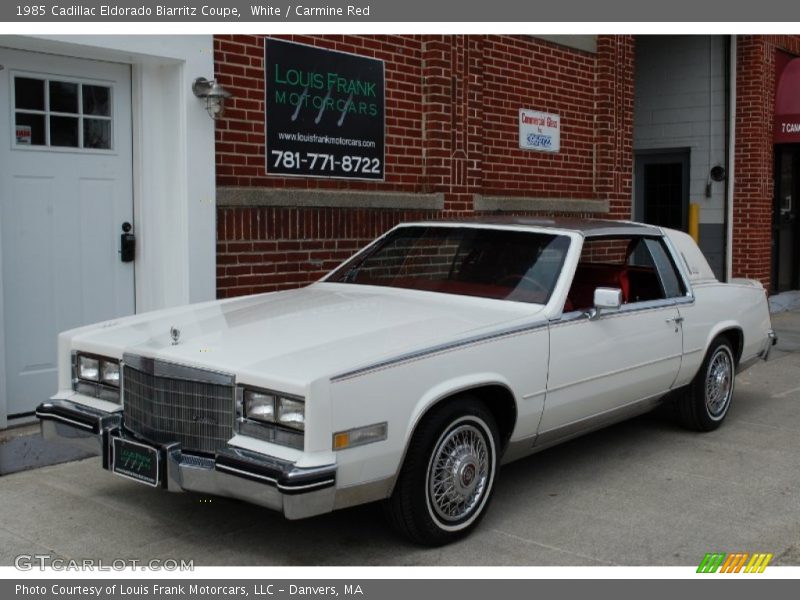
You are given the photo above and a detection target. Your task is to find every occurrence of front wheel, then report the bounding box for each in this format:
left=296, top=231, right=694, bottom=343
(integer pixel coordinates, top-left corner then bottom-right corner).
left=386, top=398, right=500, bottom=546
left=678, top=337, right=736, bottom=431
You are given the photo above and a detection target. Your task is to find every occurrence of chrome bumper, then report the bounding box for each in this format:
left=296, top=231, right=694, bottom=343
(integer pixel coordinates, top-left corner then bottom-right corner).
left=739, top=329, right=778, bottom=373
left=764, top=329, right=778, bottom=361
left=36, top=399, right=337, bottom=520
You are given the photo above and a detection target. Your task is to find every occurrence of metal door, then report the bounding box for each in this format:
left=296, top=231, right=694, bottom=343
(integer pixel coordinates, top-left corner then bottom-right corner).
left=635, top=150, right=691, bottom=231
left=773, top=146, right=800, bottom=292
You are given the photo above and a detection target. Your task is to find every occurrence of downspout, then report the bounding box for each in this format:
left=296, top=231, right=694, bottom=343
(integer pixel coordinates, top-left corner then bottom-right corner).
left=725, top=35, right=737, bottom=282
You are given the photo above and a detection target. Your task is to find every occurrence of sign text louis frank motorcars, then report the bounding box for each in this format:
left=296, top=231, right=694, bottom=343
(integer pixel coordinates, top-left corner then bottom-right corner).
left=265, top=38, right=385, bottom=180
left=519, top=108, right=560, bottom=153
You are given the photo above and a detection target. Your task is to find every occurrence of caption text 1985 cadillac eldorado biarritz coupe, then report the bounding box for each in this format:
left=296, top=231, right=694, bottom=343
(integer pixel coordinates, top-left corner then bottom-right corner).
left=37, top=218, right=775, bottom=545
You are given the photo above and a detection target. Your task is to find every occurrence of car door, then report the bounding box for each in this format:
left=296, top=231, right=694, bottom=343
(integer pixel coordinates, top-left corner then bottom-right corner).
left=537, top=236, right=685, bottom=443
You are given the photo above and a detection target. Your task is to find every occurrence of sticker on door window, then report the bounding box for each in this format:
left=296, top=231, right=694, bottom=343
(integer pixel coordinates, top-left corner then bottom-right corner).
left=12, top=75, right=113, bottom=150
left=15, top=125, right=32, bottom=145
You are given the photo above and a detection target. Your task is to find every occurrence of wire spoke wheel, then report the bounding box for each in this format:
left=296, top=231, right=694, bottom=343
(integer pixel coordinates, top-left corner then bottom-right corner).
left=705, top=346, right=733, bottom=419
left=427, top=423, right=490, bottom=524
left=678, top=336, right=736, bottom=431
left=387, top=398, right=499, bottom=546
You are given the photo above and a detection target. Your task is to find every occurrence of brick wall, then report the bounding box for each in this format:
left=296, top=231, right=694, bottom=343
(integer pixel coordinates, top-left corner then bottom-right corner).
left=214, top=35, right=635, bottom=298
left=733, top=35, right=800, bottom=289
left=216, top=206, right=435, bottom=294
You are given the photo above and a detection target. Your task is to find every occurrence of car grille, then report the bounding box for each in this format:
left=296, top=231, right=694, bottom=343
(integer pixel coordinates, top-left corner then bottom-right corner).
left=122, top=357, right=235, bottom=454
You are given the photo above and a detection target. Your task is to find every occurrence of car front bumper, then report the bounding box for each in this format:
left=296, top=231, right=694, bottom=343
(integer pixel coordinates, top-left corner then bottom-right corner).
left=35, top=399, right=337, bottom=520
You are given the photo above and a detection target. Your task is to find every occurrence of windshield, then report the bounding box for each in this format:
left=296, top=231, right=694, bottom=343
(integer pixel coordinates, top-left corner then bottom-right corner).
left=328, top=225, right=570, bottom=304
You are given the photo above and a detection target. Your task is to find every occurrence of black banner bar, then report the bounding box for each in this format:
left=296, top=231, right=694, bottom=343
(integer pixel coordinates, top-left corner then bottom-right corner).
left=4, top=579, right=800, bottom=600
left=3, top=0, right=800, bottom=22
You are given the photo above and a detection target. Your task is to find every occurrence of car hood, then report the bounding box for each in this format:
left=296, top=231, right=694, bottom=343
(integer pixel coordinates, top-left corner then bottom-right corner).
left=70, top=282, right=545, bottom=390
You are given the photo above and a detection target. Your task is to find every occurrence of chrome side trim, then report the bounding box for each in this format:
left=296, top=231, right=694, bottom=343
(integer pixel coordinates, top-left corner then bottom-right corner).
left=331, top=320, right=548, bottom=382
left=545, top=353, right=683, bottom=393
left=534, top=390, right=667, bottom=449
left=122, top=353, right=235, bottom=386
left=554, top=298, right=685, bottom=326
left=500, top=433, right=538, bottom=464
left=333, top=476, right=395, bottom=510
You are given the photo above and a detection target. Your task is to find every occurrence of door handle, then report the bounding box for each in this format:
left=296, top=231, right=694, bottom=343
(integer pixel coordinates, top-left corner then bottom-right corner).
left=120, top=222, right=135, bottom=263
left=665, top=316, right=684, bottom=331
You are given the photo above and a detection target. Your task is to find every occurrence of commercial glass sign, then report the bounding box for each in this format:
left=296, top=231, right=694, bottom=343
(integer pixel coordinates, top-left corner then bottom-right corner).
left=265, top=38, right=385, bottom=180
left=518, top=108, right=560, bottom=153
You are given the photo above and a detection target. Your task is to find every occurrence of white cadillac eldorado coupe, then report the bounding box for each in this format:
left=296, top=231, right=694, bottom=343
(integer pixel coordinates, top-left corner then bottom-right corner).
left=37, top=218, right=775, bottom=545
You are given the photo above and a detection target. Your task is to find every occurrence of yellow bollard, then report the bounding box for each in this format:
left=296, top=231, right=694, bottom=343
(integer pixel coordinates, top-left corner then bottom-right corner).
left=688, top=202, right=700, bottom=243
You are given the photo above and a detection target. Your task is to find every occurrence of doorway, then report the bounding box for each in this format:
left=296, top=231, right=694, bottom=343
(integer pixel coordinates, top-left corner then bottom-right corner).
left=773, top=145, right=800, bottom=292
left=634, top=150, right=691, bottom=231
left=0, top=48, right=135, bottom=418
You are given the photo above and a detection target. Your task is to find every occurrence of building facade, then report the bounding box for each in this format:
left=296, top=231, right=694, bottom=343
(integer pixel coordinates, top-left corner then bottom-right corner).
left=214, top=34, right=800, bottom=297
left=214, top=34, right=634, bottom=298
left=1, top=32, right=799, bottom=426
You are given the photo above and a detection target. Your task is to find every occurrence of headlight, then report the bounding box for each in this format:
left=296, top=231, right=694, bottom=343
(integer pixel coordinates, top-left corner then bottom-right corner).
left=77, top=355, right=100, bottom=381
left=244, top=390, right=276, bottom=423
left=74, top=352, right=121, bottom=402
left=238, top=386, right=305, bottom=447
left=100, top=360, right=120, bottom=387
left=277, top=397, right=305, bottom=431
left=243, top=389, right=305, bottom=431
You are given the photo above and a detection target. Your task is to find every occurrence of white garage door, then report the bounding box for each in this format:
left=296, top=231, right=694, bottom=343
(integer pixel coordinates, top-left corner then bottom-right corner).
left=0, top=48, right=134, bottom=417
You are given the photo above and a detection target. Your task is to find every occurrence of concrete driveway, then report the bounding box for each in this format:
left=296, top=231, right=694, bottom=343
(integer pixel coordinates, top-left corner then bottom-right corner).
left=1, top=312, right=799, bottom=566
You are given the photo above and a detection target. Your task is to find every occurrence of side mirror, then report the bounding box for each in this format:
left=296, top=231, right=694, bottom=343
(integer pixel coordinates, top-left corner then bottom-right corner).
left=586, top=287, right=622, bottom=319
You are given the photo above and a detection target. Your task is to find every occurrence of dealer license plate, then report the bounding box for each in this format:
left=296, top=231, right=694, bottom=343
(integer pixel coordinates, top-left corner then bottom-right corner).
left=111, top=437, right=161, bottom=487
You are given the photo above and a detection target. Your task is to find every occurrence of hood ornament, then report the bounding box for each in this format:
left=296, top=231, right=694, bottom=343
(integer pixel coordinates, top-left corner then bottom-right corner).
left=170, top=326, right=181, bottom=345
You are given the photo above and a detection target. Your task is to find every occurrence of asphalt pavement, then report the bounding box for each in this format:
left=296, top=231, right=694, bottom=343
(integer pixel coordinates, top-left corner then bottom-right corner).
left=1, top=311, right=799, bottom=566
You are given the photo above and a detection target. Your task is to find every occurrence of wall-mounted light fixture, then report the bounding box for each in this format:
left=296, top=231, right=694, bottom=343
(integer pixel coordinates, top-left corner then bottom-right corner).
left=709, top=165, right=726, bottom=182
left=192, top=77, right=232, bottom=120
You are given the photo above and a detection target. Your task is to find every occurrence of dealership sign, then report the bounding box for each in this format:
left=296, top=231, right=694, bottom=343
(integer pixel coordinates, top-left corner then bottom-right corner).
left=265, top=38, right=385, bottom=180
left=519, top=109, right=560, bottom=153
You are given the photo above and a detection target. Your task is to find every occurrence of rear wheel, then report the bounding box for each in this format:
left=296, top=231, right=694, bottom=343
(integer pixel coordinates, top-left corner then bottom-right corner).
left=386, top=397, right=499, bottom=546
left=678, top=337, right=736, bottom=431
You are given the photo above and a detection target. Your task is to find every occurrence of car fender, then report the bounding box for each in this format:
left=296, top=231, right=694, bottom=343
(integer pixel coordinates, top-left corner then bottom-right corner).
left=698, top=319, right=743, bottom=371
left=386, top=373, right=517, bottom=493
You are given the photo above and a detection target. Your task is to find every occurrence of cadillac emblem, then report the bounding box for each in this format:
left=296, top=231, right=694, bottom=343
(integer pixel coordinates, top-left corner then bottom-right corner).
left=170, top=326, right=181, bottom=345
